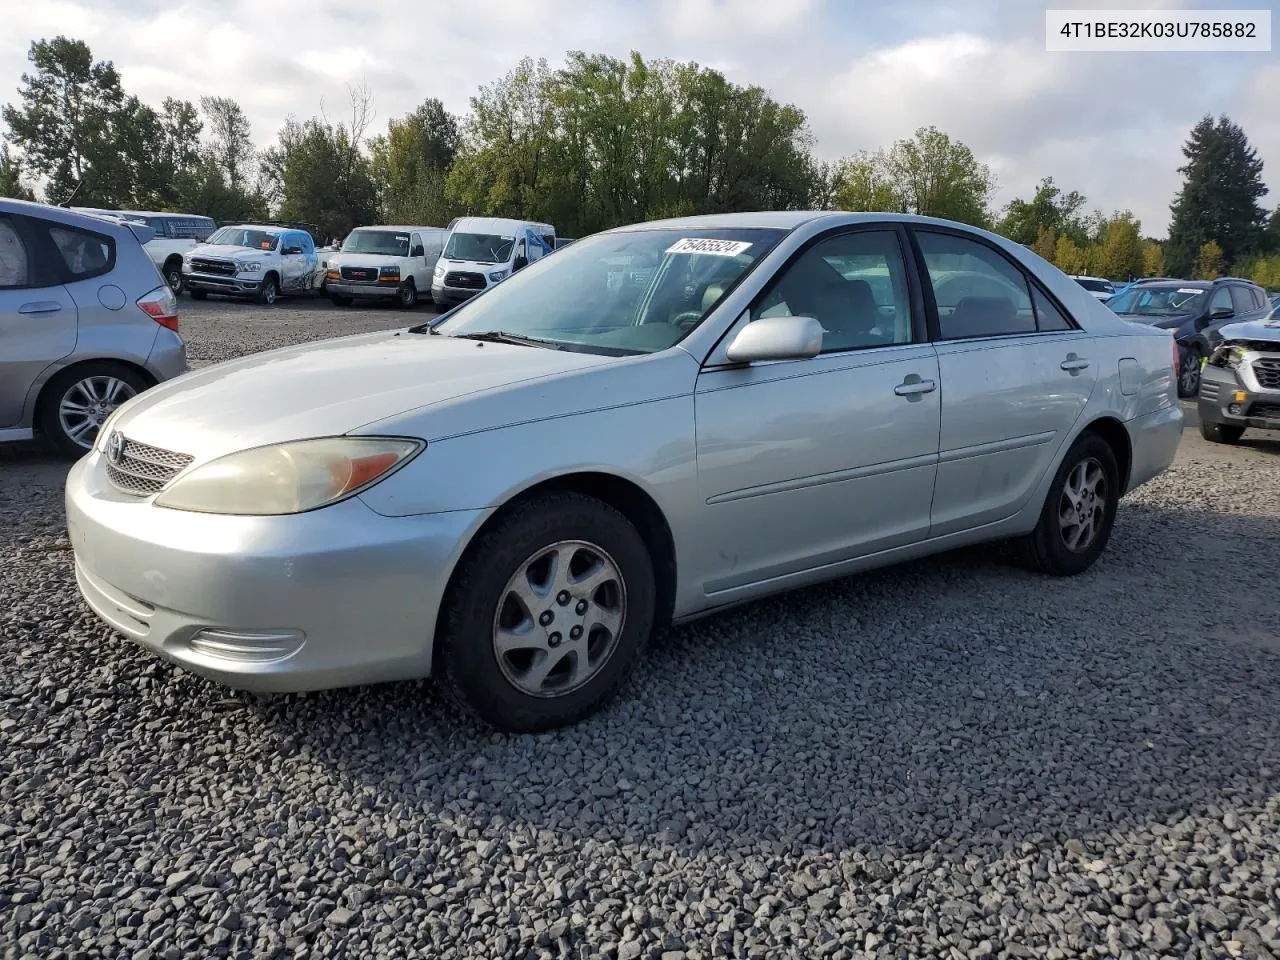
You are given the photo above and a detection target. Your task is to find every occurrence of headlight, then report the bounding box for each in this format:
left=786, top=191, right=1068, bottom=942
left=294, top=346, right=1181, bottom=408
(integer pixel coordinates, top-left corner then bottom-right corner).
left=379, top=266, right=400, bottom=279
left=488, top=270, right=508, bottom=282
left=154, top=437, right=423, bottom=515
left=433, top=264, right=445, bottom=278
left=238, top=262, right=262, bottom=273
left=1208, top=344, right=1247, bottom=369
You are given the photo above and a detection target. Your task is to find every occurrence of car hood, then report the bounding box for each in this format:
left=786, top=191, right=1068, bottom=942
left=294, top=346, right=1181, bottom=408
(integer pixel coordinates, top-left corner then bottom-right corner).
left=187, top=243, right=265, bottom=260
left=329, top=252, right=403, bottom=269
left=1217, top=317, right=1280, bottom=344
left=111, top=331, right=619, bottom=460
left=1112, top=313, right=1184, bottom=329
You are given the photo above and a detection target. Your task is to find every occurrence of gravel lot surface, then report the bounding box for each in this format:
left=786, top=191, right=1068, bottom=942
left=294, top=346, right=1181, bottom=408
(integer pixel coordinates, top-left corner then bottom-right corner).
left=3, top=298, right=1279, bottom=960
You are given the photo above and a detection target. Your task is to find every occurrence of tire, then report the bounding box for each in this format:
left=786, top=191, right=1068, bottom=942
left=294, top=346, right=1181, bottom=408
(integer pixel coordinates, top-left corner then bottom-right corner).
left=1199, top=420, right=1245, bottom=444
left=190, top=289, right=208, bottom=300
left=163, top=259, right=184, bottom=296
left=39, top=362, right=150, bottom=459
left=437, top=492, right=656, bottom=732
left=256, top=274, right=279, bottom=305
left=397, top=279, right=418, bottom=308
left=1016, top=431, right=1120, bottom=577
left=329, top=294, right=353, bottom=307
left=1177, top=344, right=1203, bottom=398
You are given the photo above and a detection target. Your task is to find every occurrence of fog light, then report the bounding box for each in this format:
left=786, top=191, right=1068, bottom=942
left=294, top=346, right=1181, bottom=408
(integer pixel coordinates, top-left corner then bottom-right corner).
left=188, top=628, right=305, bottom=663
left=1233, top=390, right=1247, bottom=403
left=1229, top=403, right=1242, bottom=415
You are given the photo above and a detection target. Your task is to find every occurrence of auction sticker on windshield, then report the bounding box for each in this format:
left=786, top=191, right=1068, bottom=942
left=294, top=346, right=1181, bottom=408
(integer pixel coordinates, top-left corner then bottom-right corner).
left=666, top=238, right=753, bottom=257
left=1178, top=288, right=1203, bottom=294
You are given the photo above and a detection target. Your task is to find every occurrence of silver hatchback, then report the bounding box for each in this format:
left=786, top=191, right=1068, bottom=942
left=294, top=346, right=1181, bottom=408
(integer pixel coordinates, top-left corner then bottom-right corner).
left=0, top=199, right=186, bottom=456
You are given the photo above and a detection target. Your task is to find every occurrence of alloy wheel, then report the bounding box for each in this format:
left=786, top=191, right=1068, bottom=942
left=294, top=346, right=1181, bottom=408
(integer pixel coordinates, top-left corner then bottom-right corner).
left=492, top=539, right=627, bottom=698
left=1058, top=456, right=1107, bottom=552
left=59, top=376, right=137, bottom=449
left=1179, top=346, right=1201, bottom=395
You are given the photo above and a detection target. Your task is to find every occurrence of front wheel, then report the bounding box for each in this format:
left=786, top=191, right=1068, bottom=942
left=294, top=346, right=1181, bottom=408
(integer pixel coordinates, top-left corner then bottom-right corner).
left=1200, top=420, right=1245, bottom=444
left=39, top=362, right=150, bottom=458
left=437, top=492, right=656, bottom=732
left=1016, top=432, right=1120, bottom=576
left=397, top=279, right=418, bottom=308
left=1177, top=344, right=1203, bottom=398
left=256, top=274, right=279, bottom=305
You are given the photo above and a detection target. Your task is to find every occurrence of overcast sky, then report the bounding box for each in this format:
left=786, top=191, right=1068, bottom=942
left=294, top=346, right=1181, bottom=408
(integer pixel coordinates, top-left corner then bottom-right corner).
left=2, top=0, right=1276, bottom=236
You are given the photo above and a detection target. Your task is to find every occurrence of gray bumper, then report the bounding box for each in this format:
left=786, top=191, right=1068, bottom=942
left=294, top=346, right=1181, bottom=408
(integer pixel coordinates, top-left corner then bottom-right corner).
left=1199, top=363, right=1280, bottom=430
left=431, top=285, right=483, bottom=306
left=328, top=282, right=398, bottom=298
left=184, top=273, right=261, bottom=296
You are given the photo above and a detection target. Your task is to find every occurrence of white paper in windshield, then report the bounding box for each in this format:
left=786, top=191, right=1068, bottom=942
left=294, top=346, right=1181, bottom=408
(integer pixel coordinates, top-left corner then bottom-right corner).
left=665, top=237, right=752, bottom=257
left=1177, top=288, right=1203, bottom=294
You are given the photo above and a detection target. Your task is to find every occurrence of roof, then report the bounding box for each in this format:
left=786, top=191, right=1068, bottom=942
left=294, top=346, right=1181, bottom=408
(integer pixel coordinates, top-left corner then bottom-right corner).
left=451, top=216, right=553, bottom=234
left=605, top=210, right=1029, bottom=234
left=0, top=197, right=139, bottom=234
left=351, top=224, right=447, bottom=232
left=222, top=223, right=291, bottom=234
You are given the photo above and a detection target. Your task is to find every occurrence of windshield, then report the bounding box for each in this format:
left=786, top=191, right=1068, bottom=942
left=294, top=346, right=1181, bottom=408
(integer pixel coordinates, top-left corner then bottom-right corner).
left=207, top=227, right=279, bottom=251
left=342, top=230, right=411, bottom=257
left=432, top=228, right=784, bottom=355
left=444, top=232, right=516, bottom=264
left=1108, top=286, right=1205, bottom=317
left=1074, top=278, right=1112, bottom=292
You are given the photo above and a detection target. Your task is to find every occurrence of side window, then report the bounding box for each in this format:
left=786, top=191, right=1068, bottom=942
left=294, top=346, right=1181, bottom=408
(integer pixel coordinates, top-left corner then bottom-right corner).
left=916, top=231, right=1036, bottom=339
left=410, top=233, right=424, bottom=257
left=0, top=217, right=31, bottom=288
left=1031, top=286, right=1073, bottom=332
left=751, top=229, right=914, bottom=353
left=48, top=224, right=115, bottom=280
left=1229, top=285, right=1254, bottom=315
left=301, top=233, right=314, bottom=254
left=1208, top=286, right=1233, bottom=316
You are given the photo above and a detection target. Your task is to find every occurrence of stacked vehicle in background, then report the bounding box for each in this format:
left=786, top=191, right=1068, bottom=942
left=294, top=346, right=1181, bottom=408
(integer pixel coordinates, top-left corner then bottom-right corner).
left=324, top=226, right=447, bottom=307
left=1198, top=313, right=1280, bottom=443
left=182, top=224, right=320, bottom=304
left=73, top=208, right=215, bottom=297
left=431, top=217, right=556, bottom=308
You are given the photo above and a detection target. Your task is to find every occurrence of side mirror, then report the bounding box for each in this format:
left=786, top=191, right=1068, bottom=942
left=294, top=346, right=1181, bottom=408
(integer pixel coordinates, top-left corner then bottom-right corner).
left=1209, top=306, right=1234, bottom=320
left=725, top=315, right=824, bottom=364
left=513, top=255, right=529, bottom=271
left=410, top=245, right=424, bottom=258
left=283, top=245, right=302, bottom=255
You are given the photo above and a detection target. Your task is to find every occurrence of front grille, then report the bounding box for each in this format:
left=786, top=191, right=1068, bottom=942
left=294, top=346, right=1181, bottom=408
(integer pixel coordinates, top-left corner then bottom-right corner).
left=189, top=258, right=236, bottom=276
left=1250, top=403, right=1280, bottom=419
left=1251, top=357, right=1280, bottom=390
left=340, top=265, right=379, bottom=282
left=105, top=436, right=194, bottom=497
left=444, top=271, right=486, bottom=290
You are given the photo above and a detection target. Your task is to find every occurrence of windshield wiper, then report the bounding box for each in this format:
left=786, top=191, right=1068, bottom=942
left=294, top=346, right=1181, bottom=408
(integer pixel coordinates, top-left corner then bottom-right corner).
left=449, top=331, right=566, bottom=350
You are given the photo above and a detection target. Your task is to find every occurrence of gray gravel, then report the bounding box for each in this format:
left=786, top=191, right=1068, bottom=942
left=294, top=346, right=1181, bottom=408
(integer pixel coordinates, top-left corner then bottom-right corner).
left=3, top=298, right=1280, bottom=960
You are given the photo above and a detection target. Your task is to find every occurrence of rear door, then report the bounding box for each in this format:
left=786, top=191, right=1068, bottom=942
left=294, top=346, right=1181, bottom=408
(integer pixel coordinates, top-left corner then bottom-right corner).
left=0, top=214, right=78, bottom=428
left=912, top=227, right=1097, bottom=537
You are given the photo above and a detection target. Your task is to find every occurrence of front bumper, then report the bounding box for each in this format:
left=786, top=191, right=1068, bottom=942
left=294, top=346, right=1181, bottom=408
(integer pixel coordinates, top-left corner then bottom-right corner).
left=327, top=281, right=400, bottom=299
left=1199, top=361, right=1280, bottom=431
left=65, top=452, right=489, bottom=692
left=431, top=283, right=484, bottom=306
left=183, top=272, right=262, bottom=296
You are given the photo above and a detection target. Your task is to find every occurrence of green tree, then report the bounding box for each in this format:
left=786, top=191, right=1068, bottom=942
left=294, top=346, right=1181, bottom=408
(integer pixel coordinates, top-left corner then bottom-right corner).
left=1193, top=240, right=1224, bottom=280
left=201, top=95, right=256, bottom=193
left=369, top=98, right=460, bottom=225
left=1141, top=239, right=1165, bottom=277
left=1262, top=206, right=1280, bottom=254
left=1053, top=234, right=1089, bottom=275
left=1093, top=212, right=1144, bottom=280
left=0, top=143, right=36, bottom=200
left=831, top=154, right=897, bottom=212
left=1, top=37, right=141, bottom=205
left=1166, top=115, right=1268, bottom=274
left=1030, top=225, right=1057, bottom=262
left=995, top=176, right=1088, bottom=246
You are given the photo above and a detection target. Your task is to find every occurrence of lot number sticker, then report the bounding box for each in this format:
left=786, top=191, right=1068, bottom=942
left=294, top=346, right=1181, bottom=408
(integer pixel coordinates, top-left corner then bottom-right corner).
left=666, top=238, right=753, bottom=257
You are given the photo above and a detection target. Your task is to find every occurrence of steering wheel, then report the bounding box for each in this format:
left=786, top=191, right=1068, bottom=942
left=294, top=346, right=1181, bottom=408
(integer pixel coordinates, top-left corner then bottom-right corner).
left=670, top=311, right=703, bottom=330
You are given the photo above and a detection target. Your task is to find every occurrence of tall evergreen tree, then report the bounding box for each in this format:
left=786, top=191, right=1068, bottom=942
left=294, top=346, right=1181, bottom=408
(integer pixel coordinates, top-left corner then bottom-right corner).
left=1166, top=115, right=1267, bottom=275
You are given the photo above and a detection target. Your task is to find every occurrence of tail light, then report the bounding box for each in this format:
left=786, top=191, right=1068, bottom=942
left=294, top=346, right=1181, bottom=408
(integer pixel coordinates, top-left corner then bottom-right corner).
left=138, top=285, right=179, bottom=332
left=1171, top=335, right=1180, bottom=383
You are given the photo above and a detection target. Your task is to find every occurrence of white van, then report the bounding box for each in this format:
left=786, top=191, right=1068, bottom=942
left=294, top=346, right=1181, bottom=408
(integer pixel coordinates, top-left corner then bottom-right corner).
left=431, top=217, right=556, bottom=308
left=325, top=225, right=447, bottom=308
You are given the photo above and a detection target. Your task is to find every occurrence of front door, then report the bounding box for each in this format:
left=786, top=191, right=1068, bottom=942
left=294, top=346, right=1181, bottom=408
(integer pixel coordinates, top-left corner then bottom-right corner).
left=0, top=214, right=77, bottom=427
left=693, top=226, right=941, bottom=598
left=912, top=227, right=1098, bottom=536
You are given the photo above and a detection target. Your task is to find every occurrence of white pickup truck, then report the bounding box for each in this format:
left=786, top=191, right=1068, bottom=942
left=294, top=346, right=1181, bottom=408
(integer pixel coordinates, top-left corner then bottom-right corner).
left=182, top=223, right=321, bottom=304
left=73, top=208, right=216, bottom=296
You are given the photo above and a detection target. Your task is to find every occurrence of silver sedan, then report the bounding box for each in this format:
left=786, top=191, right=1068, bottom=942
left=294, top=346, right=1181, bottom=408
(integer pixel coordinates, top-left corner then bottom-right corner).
left=66, top=212, right=1182, bottom=731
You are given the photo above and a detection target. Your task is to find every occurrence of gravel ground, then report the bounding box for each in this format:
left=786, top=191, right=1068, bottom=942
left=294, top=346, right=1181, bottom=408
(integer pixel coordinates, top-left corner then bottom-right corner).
left=3, top=299, right=1280, bottom=960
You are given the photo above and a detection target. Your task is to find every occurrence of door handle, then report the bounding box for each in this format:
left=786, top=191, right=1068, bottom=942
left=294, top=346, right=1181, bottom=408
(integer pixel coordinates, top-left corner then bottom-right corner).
left=894, top=377, right=937, bottom=397
left=1060, top=354, right=1090, bottom=373
left=19, top=301, right=63, bottom=315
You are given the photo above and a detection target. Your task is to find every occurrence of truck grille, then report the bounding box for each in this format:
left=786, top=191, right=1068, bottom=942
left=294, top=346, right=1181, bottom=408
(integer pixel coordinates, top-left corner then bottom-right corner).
left=104, top=434, right=194, bottom=497
left=189, top=258, right=236, bottom=276
left=340, top=265, right=379, bottom=282
left=444, top=271, right=486, bottom=290
left=1251, top=357, right=1280, bottom=390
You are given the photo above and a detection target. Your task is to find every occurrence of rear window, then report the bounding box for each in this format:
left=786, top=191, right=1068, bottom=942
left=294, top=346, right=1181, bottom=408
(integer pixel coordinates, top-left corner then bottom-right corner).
left=1074, top=278, right=1112, bottom=293
left=48, top=224, right=115, bottom=280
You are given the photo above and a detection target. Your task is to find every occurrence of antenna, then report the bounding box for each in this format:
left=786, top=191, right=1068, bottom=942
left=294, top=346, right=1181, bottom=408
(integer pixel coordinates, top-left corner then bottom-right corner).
left=58, top=176, right=87, bottom=208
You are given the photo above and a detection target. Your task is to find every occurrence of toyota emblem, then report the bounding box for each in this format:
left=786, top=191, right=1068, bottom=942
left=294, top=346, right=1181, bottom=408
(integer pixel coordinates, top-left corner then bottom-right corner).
left=107, top=430, right=126, bottom=463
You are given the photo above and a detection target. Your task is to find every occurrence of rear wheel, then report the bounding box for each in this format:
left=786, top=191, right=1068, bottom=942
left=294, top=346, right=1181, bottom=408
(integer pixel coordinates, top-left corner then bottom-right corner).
left=256, top=274, right=279, bottom=305
left=1017, top=432, right=1119, bottom=576
left=39, top=362, right=150, bottom=458
left=163, top=259, right=184, bottom=296
left=1200, top=420, right=1245, bottom=444
left=437, top=492, right=656, bottom=732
